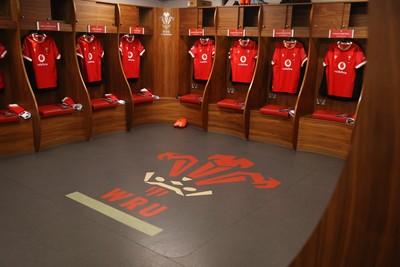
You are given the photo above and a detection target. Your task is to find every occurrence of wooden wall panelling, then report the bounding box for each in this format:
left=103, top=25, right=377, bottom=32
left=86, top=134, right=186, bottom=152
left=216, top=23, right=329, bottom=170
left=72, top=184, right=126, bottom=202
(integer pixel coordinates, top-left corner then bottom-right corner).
left=261, top=5, right=287, bottom=36
left=103, top=33, right=130, bottom=131
left=74, top=0, right=117, bottom=33
left=290, top=1, right=400, bottom=266
left=0, top=0, right=12, bottom=19
left=241, top=5, right=259, bottom=37
left=19, top=0, right=52, bottom=23
left=243, top=5, right=262, bottom=139
left=132, top=8, right=181, bottom=127
left=0, top=12, right=36, bottom=155
left=216, top=6, right=239, bottom=36
left=311, top=2, right=347, bottom=38
left=118, top=4, right=139, bottom=32
left=179, top=8, right=198, bottom=35
left=296, top=1, right=368, bottom=158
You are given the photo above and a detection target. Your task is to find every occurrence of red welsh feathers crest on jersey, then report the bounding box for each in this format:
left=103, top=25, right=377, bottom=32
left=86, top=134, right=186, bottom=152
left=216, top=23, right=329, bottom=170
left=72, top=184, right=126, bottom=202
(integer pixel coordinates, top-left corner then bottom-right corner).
left=144, top=152, right=280, bottom=197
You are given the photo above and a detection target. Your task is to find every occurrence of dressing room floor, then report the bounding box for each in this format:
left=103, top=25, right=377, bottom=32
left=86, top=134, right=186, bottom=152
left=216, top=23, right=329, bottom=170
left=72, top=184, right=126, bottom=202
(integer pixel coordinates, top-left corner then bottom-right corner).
left=0, top=124, right=343, bottom=267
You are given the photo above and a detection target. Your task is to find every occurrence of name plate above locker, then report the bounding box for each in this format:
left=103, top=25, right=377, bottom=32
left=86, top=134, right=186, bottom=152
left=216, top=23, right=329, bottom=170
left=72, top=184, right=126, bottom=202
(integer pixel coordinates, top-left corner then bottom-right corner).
left=189, top=29, right=205, bottom=36
left=227, top=29, right=246, bottom=37
left=88, top=25, right=107, bottom=33
left=273, top=29, right=294, bottom=38
left=329, top=29, right=354, bottom=39
left=130, top=27, right=145, bottom=35
left=36, top=21, right=60, bottom=31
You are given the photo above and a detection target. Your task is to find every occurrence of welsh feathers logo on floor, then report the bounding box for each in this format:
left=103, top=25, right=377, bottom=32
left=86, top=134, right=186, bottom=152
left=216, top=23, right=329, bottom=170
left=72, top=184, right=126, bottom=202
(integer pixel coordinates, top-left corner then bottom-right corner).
left=144, top=152, right=281, bottom=197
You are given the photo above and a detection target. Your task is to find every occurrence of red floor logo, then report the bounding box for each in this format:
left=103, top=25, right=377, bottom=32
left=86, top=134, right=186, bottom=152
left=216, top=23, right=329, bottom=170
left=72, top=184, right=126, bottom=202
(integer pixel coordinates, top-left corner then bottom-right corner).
left=144, top=152, right=281, bottom=197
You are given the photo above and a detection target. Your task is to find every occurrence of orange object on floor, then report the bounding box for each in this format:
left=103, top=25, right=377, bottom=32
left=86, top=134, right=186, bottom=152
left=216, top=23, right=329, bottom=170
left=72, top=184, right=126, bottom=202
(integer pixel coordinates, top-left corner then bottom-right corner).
left=173, top=118, right=188, bottom=128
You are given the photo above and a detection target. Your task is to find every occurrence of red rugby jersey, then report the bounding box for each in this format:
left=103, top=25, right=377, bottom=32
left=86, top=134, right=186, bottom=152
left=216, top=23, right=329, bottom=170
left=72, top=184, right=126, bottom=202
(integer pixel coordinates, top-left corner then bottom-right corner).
left=0, top=43, right=7, bottom=89
left=119, top=35, right=145, bottom=79
left=323, top=42, right=367, bottom=98
left=229, top=39, right=258, bottom=83
left=189, top=38, right=215, bottom=81
left=22, top=34, right=61, bottom=89
left=271, top=40, right=308, bottom=94
left=76, top=35, right=104, bottom=83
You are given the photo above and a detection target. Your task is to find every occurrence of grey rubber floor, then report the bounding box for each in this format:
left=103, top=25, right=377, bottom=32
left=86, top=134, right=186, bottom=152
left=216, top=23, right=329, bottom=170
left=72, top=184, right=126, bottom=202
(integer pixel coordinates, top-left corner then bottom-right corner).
left=0, top=124, right=343, bottom=267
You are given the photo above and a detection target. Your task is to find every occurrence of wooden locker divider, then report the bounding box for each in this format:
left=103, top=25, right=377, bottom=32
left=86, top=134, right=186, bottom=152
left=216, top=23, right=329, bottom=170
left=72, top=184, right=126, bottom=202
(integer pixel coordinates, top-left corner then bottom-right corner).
left=248, top=3, right=312, bottom=148
left=132, top=7, right=181, bottom=127
left=296, top=1, right=368, bottom=158
left=178, top=7, right=216, bottom=130
left=17, top=0, right=90, bottom=150
left=118, top=4, right=155, bottom=129
left=0, top=0, right=35, bottom=155
left=207, top=5, right=261, bottom=138
left=74, top=0, right=130, bottom=137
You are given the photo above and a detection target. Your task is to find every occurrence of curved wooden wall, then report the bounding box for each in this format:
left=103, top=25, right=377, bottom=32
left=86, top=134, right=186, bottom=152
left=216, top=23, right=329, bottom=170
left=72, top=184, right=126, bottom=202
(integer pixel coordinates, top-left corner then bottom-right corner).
left=289, top=0, right=400, bottom=266
left=0, top=0, right=36, bottom=155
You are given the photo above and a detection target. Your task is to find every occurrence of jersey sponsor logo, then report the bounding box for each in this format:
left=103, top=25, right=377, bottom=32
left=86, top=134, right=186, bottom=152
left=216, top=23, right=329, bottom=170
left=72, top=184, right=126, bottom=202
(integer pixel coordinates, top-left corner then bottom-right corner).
left=88, top=52, right=93, bottom=60
left=284, top=59, right=292, bottom=67
left=201, top=53, right=208, bottom=61
left=38, top=54, right=45, bottom=63
left=128, top=51, right=134, bottom=59
left=338, top=61, right=346, bottom=70
left=37, top=54, right=48, bottom=66
left=239, top=55, right=248, bottom=65
left=335, top=61, right=347, bottom=74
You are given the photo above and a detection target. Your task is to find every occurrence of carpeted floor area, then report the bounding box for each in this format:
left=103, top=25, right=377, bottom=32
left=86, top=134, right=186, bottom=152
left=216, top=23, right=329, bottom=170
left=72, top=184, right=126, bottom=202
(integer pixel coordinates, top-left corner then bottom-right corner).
left=0, top=124, right=343, bottom=267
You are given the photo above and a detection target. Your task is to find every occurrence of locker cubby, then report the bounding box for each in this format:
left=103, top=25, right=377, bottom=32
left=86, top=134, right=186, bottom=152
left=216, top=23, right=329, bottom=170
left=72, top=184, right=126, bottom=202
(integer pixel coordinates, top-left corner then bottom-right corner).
left=75, top=32, right=129, bottom=136
left=217, top=5, right=260, bottom=37
left=207, top=35, right=260, bottom=138
left=296, top=1, right=368, bottom=158
left=18, top=0, right=89, bottom=150
left=249, top=3, right=312, bottom=148
left=117, top=4, right=154, bottom=128
left=249, top=37, right=309, bottom=148
left=74, top=0, right=130, bottom=137
left=178, top=35, right=215, bottom=129
left=177, top=7, right=216, bottom=129
left=0, top=22, right=36, bottom=155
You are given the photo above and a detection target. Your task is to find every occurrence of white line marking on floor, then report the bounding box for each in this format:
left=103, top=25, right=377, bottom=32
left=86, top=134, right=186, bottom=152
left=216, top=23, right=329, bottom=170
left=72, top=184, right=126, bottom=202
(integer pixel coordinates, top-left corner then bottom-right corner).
left=66, top=191, right=163, bottom=237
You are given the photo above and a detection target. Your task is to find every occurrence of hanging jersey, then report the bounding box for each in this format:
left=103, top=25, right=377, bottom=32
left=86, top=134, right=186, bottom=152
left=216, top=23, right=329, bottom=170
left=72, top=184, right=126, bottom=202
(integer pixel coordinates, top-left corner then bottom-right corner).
left=119, top=35, right=145, bottom=79
left=22, top=34, right=61, bottom=89
left=323, top=42, right=367, bottom=98
left=189, top=38, right=215, bottom=81
left=0, top=43, right=7, bottom=89
left=271, top=40, right=308, bottom=94
left=76, top=35, right=104, bottom=83
left=229, top=39, right=258, bottom=83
